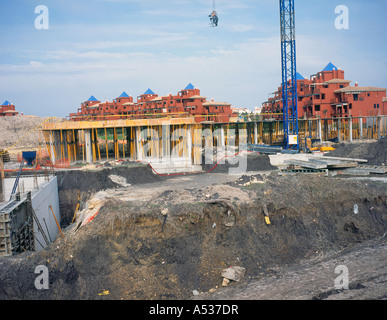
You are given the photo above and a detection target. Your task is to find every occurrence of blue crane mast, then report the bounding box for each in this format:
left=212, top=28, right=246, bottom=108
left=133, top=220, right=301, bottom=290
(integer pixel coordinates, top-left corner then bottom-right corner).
left=280, top=0, right=299, bottom=151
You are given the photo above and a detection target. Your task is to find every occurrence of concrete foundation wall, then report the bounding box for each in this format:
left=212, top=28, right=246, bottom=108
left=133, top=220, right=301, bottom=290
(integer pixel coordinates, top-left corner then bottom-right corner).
left=31, top=176, right=60, bottom=251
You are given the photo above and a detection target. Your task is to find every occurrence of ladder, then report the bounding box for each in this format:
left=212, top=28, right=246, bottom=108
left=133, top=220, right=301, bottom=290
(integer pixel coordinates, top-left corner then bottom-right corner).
left=9, top=161, right=24, bottom=201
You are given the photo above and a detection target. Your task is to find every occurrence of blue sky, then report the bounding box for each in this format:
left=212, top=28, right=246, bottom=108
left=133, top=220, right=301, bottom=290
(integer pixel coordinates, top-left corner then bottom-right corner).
left=0, top=0, right=386, bottom=117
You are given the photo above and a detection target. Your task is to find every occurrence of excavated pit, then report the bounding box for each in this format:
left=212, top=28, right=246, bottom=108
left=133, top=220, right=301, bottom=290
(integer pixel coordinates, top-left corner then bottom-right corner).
left=55, top=163, right=164, bottom=228
left=0, top=166, right=386, bottom=300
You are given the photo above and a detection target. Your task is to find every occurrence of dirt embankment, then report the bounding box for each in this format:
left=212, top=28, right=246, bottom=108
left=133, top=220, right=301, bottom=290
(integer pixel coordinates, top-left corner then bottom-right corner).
left=0, top=171, right=386, bottom=300
left=201, top=153, right=276, bottom=173
left=0, top=116, right=49, bottom=155
left=56, top=164, right=163, bottom=227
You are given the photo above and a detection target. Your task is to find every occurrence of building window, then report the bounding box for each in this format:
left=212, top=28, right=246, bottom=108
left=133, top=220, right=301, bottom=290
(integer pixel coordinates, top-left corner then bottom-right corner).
left=315, top=105, right=320, bottom=112
left=353, top=94, right=359, bottom=101
left=322, top=94, right=325, bottom=100
left=340, top=85, right=344, bottom=88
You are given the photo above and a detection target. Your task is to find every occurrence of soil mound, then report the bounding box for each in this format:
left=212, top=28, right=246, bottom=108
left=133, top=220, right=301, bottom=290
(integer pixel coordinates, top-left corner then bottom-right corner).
left=56, top=164, right=164, bottom=227
left=202, top=153, right=276, bottom=173
left=326, top=137, right=387, bottom=166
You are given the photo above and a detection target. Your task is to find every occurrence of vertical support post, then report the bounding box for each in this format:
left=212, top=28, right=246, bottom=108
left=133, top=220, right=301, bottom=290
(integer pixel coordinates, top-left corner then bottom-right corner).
left=187, top=124, right=192, bottom=166
left=162, top=122, right=171, bottom=161
left=349, top=117, right=353, bottom=142
left=95, top=129, right=101, bottom=162
left=82, top=129, right=85, bottom=163
left=377, top=116, right=381, bottom=140
left=73, top=129, right=77, bottom=162
left=359, top=117, right=363, bottom=140
left=0, top=157, right=4, bottom=202
left=91, top=128, right=97, bottom=162
left=122, top=127, right=126, bottom=159
left=318, top=118, right=322, bottom=142
left=60, top=130, right=64, bottom=160
left=254, top=122, right=258, bottom=144
left=220, top=125, right=225, bottom=148
left=105, top=128, right=109, bottom=160
left=67, top=131, right=72, bottom=162
left=84, top=130, right=92, bottom=163
left=193, top=124, right=202, bottom=166
left=113, top=128, right=117, bottom=159
left=337, top=118, right=341, bottom=142
left=50, top=131, right=56, bottom=164
left=136, top=127, right=142, bottom=161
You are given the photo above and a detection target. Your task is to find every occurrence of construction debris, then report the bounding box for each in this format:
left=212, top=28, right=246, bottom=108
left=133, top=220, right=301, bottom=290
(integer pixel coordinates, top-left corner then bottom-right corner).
left=280, top=154, right=387, bottom=176
left=221, top=266, right=246, bottom=283
left=0, top=149, right=10, bottom=163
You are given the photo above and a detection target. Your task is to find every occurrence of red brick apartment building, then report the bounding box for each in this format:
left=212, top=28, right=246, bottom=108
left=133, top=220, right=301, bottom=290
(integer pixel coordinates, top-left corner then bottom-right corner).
left=262, top=63, right=387, bottom=119
left=0, top=100, right=18, bottom=116
left=70, top=84, right=235, bottom=123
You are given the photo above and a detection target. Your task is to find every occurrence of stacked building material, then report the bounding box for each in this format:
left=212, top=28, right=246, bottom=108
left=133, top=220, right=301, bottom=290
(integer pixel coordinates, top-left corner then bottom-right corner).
left=0, top=149, right=10, bottom=163
left=280, top=155, right=387, bottom=176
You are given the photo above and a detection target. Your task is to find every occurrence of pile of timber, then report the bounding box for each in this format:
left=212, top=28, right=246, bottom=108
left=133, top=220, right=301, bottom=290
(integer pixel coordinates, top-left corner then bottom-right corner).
left=281, top=156, right=387, bottom=176
left=0, top=149, right=10, bottom=163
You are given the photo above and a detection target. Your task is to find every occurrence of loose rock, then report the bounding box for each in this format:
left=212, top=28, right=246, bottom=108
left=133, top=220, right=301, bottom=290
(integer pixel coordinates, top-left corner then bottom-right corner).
left=221, top=266, right=246, bottom=282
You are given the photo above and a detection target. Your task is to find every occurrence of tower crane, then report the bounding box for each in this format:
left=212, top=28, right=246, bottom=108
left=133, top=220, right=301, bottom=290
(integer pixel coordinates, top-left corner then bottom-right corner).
left=207, top=0, right=299, bottom=150
left=280, top=0, right=299, bottom=151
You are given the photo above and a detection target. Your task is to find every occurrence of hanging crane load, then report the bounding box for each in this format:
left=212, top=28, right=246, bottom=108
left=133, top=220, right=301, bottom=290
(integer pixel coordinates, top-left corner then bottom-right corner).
left=209, top=10, right=218, bottom=27
left=209, top=0, right=218, bottom=27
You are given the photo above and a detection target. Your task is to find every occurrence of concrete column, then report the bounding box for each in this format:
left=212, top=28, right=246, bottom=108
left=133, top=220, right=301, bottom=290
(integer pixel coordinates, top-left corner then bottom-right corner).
left=254, top=122, right=258, bottom=144
left=203, top=125, right=213, bottom=165
left=192, top=125, right=202, bottom=165
left=377, top=116, right=381, bottom=140
left=308, top=120, right=312, bottom=137
left=49, top=131, right=56, bottom=164
left=205, top=125, right=213, bottom=149
left=162, top=123, right=171, bottom=160
left=84, top=130, right=93, bottom=163
left=359, top=117, right=363, bottom=140
left=0, top=158, right=4, bottom=202
left=186, top=125, right=192, bottom=165
left=349, top=117, right=353, bottom=142
left=136, top=127, right=143, bottom=160
left=220, top=125, right=225, bottom=148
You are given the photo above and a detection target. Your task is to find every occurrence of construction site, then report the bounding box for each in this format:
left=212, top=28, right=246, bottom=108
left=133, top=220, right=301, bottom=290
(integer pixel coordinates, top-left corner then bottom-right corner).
left=0, top=0, right=386, bottom=302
